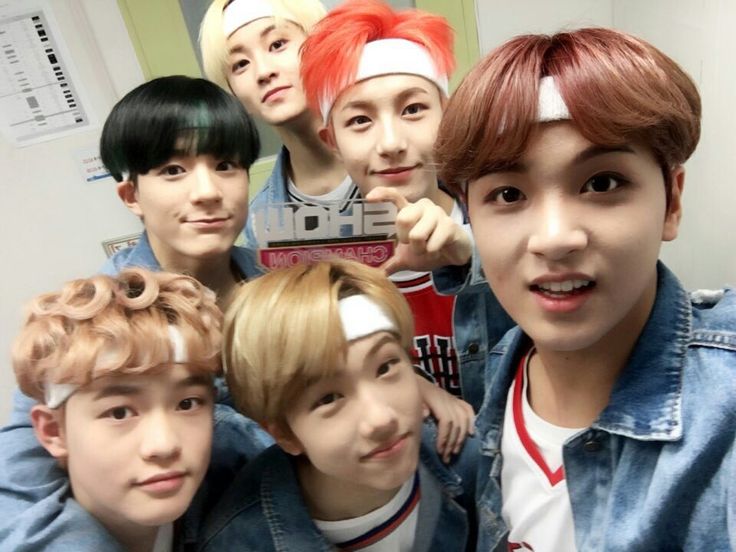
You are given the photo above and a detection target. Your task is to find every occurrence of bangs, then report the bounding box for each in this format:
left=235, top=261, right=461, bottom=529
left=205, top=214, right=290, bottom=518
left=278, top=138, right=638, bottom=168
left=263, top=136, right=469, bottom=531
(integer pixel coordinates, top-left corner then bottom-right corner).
left=437, top=28, right=700, bottom=193
left=101, top=76, right=260, bottom=182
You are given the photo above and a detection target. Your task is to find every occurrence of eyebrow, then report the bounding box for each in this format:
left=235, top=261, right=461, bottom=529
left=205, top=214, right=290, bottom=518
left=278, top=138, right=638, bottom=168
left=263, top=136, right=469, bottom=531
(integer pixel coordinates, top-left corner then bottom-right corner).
left=92, top=374, right=212, bottom=401
left=301, top=333, right=399, bottom=390
left=227, top=24, right=277, bottom=55
left=340, top=86, right=431, bottom=112
left=488, top=144, right=637, bottom=175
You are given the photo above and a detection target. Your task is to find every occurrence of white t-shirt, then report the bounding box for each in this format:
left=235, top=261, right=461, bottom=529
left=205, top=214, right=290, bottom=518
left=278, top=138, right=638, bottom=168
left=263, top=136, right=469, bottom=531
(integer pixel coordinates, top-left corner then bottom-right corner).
left=314, top=473, right=420, bottom=551
left=501, top=349, right=585, bottom=552
left=152, top=523, right=173, bottom=552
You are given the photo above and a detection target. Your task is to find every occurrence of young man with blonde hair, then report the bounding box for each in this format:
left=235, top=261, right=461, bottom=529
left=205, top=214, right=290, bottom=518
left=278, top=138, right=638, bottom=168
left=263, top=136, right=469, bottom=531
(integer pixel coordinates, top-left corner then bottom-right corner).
left=199, top=259, right=478, bottom=551
left=200, top=0, right=359, bottom=250
left=9, top=268, right=222, bottom=551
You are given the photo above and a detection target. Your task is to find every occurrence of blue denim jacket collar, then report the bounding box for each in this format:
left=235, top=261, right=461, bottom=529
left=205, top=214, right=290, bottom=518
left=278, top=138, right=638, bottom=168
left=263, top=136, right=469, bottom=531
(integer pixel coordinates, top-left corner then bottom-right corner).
left=101, top=231, right=261, bottom=280
left=596, top=262, right=689, bottom=440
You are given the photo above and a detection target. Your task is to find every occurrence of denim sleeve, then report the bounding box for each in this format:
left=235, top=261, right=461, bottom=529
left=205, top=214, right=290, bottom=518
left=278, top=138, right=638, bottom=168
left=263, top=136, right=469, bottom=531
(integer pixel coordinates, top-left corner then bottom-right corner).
left=432, top=223, right=487, bottom=295
left=0, top=389, right=121, bottom=551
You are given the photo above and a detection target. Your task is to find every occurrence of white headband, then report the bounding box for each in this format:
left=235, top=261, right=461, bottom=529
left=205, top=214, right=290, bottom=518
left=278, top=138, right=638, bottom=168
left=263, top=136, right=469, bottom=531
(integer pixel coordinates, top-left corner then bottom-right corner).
left=320, top=38, right=449, bottom=124
left=223, top=0, right=276, bottom=37
left=338, top=295, right=396, bottom=342
left=537, top=76, right=570, bottom=122
left=44, top=325, right=189, bottom=409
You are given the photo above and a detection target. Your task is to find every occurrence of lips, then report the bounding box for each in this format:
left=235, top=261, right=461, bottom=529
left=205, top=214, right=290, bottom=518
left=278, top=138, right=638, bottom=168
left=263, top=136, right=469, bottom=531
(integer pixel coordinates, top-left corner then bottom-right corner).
left=533, top=279, right=594, bottom=295
left=262, top=86, right=291, bottom=103
left=373, top=165, right=418, bottom=176
left=135, top=471, right=187, bottom=494
left=362, top=433, right=409, bottom=460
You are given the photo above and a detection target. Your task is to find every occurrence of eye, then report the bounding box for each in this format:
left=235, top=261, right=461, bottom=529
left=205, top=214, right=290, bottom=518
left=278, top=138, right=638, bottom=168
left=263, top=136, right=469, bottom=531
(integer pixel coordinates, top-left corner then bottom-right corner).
left=103, top=406, right=134, bottom=421
left=377, top=358, right=399, bottom=377
left=159, top=164, right=185, bottom=177
left=231, top=58, right=250, bottom=73
left=216, top=160, right=239, bottom=171
left=582, top=173, right=625, bottom=194
left=402, top=103, right=426, bottom=116
left=269, top=38, right=288, bottom=52
left=346, top=115, right=371, bottom=128
left=177, top=397, right=205, bottom=411
left=312, top=392, right=341, bottom=410
left=486, top=186, right=526, bottom=205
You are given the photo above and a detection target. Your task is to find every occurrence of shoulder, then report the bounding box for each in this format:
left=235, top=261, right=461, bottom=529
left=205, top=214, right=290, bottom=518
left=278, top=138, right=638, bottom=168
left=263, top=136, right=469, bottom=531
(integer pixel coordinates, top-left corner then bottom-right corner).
left=98, top=234, right=160, bottom=275
left=99, top=247, right=134, bottom=276
left=689, top=287, right=736, bottom=352
left=249, top=148, right=289, bottom=208
left=419, top=420, right=479, bottom=498
left=198, top=446, right=287, bottom=550
left=230, top=246, right=264, bottom=279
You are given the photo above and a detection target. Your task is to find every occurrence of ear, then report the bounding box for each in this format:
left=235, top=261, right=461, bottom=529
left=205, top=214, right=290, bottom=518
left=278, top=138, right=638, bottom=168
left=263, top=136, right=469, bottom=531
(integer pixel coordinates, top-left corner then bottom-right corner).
left=116, top=180, right=143, bottom=218
left=662, top=165, right=685, bottom=242
left=318, top=125, right=340, bottom=158
left=30, top=405, right=69, bottom=462
left=264, top=421, right=304, bottom=456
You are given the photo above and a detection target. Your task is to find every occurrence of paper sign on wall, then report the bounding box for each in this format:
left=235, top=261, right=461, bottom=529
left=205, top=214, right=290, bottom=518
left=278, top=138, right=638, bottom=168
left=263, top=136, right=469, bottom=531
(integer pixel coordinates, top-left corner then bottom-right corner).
left=0, top=0, right=93, bottom=146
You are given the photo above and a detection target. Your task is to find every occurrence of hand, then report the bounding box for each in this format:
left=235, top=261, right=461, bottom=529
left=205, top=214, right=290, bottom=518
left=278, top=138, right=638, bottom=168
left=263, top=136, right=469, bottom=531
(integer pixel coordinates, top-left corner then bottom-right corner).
left=365, top=187, right=472, bottom=275
left=416, top=376, right=475, bottom=463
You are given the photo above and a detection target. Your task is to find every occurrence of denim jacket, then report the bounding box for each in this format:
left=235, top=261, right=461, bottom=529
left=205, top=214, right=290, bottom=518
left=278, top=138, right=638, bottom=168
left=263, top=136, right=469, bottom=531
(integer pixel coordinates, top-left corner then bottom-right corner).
left=431, top=220, right=515, bottom=411
left=100, top=230, right=263, bottom=280
left=243, top=148, right=290, bottom=252
left=197, top=422, right=479, bottom=552
left=243, top=147, right=360, bottom=252
left=0, top=236, right=270, bottom=551
left=475, top=263, right=736, bottom=551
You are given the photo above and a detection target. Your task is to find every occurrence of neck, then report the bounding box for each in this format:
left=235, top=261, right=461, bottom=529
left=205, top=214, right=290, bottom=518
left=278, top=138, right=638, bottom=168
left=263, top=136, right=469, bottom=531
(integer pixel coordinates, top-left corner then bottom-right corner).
left=108, top=520, right=159, bottom=552
left=148, top=240, right=238, bottom=309
left=275, top=112, right=347, bottom=196
left=527, top=274, right=658, bottom=428
left=295, top=457, right=401, bottom=521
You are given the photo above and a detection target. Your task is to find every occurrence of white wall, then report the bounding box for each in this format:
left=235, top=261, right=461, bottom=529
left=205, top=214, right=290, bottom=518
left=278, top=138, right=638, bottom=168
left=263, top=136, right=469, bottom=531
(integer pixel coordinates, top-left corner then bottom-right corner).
left=0, top=0, right=145, bottom=422
left=475, top=0, right=736, bottom=290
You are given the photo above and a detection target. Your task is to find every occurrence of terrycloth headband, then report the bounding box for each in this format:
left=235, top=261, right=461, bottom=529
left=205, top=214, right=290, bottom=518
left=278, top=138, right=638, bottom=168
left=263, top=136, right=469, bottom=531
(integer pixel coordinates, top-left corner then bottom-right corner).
left=320, top=38, right=449, bottom=124
left=460, top=76, right=571, bottom=194
left=338, top=294, right=396, bottom=342
left=223, top=0, right=276, bottom=37
left=537, top=76, right=570, bottom=122
left=44, top=325, right=189, bottom=409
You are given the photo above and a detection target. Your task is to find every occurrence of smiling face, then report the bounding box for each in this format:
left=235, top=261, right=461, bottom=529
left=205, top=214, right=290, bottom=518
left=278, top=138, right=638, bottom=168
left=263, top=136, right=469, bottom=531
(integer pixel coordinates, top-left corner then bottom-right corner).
left=467, top=122, right=683, bottom=354
left=280, top=331, right=423, bottom=510
left=326, top=74, right=444, bottom=204
left=58, top=365, right=214, bottom=542
left=121, top=153, right=249, bottom=271
left=226, top=17, right=308, bottom=126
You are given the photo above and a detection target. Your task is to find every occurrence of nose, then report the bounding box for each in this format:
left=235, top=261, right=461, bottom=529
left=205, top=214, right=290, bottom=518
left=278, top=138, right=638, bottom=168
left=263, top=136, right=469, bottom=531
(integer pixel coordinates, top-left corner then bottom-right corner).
left=254, top=54, right=277, bottom=86
left=358, top=388, right=399, bottom=441
left=190, top=163, right=223, bottom=204
left=527, top=197, right=588, bottom=261
left=375, top=117, right=407, bottom=158
left=139, top=410, right=182, bottom=462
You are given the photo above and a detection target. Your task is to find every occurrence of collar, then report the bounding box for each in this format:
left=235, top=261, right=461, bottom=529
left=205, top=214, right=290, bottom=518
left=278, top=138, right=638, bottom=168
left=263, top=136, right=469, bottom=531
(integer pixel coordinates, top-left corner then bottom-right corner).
left=594, top=262, right=689, bottom=440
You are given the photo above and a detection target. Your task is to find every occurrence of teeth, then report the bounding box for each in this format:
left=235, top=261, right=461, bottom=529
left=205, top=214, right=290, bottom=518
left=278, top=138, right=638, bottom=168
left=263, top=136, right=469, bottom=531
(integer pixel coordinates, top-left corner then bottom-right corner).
left=538, top=279, right=591, bottom=292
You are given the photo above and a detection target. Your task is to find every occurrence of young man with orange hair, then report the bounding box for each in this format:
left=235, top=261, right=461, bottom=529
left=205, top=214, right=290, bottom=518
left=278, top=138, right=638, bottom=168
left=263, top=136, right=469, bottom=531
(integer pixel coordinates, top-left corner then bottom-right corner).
left=434, top=28, right=736, bottom=550
left=300, top=0, right=514, bottom=420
